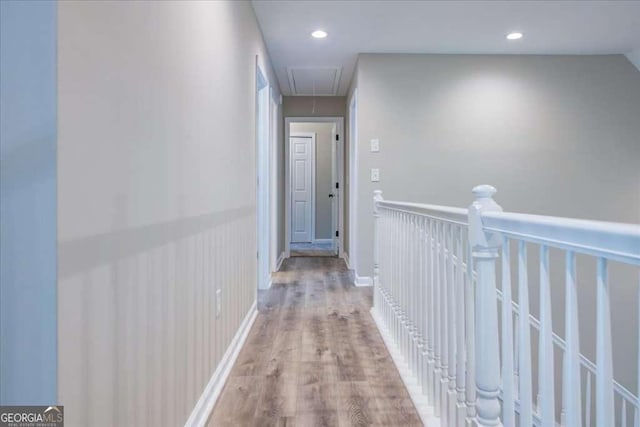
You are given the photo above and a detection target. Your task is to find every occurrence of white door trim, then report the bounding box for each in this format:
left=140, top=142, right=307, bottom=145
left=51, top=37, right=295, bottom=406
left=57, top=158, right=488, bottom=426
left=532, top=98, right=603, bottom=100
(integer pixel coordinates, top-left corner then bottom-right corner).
left=256, top=60, right=270, bottom=290
left=284, top=116, right=344, bottom=258
left=269, top=89, right=279, bottom=273
left=289, top=132, right=316, bottom=244
left=347, top=91, right=358, bottom=273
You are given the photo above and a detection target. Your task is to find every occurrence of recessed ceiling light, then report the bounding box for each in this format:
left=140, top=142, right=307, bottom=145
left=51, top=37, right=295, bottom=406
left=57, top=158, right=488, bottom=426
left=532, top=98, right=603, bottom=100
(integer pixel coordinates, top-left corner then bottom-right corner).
left=506, top=32, right=523, bottom=40
left=311, top=30, right=328, bottom=39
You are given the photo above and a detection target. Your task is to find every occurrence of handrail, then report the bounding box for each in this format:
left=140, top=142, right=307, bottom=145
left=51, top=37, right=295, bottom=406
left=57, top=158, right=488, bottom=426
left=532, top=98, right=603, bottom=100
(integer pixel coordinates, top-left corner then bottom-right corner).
left=482, top=211, right=640, bottom=265
left=378, top=200, right=468, bottom=225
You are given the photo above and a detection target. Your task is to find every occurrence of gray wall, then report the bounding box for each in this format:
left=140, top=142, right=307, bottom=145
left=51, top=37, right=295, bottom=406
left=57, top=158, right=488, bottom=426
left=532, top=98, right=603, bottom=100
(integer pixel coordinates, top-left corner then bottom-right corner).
left=351, top=52, right=640, bottom=408
left=290, top=122, right=335, bottom=240
left=353, top=53, right=640, bottom=277
left=0, top=0, right=57, bottom=405
left=57, top=1, right=280, bottom=424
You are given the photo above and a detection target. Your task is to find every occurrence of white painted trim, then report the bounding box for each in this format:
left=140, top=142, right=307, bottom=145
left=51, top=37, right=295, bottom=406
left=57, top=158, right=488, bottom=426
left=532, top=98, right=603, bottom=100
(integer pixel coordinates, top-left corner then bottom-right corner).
left=269, top=91, right=279, bottom=273
left=341, top=252, right=351, bottom=270
left=312, top=238, right=333, bottom=245
left=289, top=131, right=316, bottom=244
left=285, top=117, right=345, bottom=258
left=626, top=48, right=640, bottom=72
left=185, top=302, right=259, bottom=427
left=256, top=60, right=270, bottom=291
left=275, top=251, right=285, bottom=272
left=370, top=308, right=438, bottom=427
left=354, top=275, right=372, bottom=287
left=347, top=90, right=358, bottom=273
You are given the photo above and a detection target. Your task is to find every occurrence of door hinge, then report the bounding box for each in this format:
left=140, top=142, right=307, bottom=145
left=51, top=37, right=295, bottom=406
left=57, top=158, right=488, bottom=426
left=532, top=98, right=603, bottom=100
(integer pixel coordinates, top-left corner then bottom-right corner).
left=335, top=182, right=339, bottom=189
left=335, top=134, right=339, bottom=141
left=335, top=230, right=339, bottom=237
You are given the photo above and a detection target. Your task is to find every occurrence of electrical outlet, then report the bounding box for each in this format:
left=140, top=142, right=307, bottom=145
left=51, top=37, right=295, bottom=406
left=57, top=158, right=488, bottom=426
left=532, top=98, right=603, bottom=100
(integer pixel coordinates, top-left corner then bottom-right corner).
left=371, top=168, right=380, bottom=182
left=370, top=139, right=380, bottom=152
left=216, top=289, right=222, bottom=317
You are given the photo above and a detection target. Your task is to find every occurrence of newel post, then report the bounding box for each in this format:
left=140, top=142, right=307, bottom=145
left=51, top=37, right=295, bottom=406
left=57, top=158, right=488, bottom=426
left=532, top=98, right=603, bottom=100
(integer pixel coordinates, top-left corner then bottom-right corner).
left=468, top=185, right=503, bottom=427
left=373, top=190, right=383, bottom=312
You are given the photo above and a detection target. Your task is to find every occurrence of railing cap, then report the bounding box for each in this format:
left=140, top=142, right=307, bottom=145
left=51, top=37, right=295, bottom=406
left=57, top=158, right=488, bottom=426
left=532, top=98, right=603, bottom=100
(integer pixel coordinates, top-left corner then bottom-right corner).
left=472, top=184, right=497, bottom=200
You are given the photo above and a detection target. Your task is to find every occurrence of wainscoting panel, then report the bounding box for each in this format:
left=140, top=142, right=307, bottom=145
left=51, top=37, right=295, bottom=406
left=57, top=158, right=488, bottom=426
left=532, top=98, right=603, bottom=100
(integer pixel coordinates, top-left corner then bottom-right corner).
left=58, top=209, right=256, bottom=426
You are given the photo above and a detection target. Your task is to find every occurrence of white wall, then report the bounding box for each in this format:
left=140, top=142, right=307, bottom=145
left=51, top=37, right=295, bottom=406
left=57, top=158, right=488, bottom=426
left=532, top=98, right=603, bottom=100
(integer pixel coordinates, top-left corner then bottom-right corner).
left=290, top=122, right=335, bottom=240
left=57, top=1, right=279, bottom=425
left=0, top=0, right=57, bottom=405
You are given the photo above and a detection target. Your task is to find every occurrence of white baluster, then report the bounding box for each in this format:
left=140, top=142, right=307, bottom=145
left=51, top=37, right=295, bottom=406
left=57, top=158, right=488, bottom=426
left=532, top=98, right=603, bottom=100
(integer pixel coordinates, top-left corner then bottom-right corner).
left=418, top=217, right=427, bottom=394
left=637, top=274, right=640, bottom=427
left=501, top=237, right=515, bottom=427
left=373, top=191, right=383, bottom=317
left=428, top=218, right=436, bottom=407
left=441, top=221, right=450, bottom=423
left=434, top=220, right=442, bottom=416
left=513, top=312, right=519, bottom=399
left=563, top=251, right=582, bottom=427
left=622, top=399, right=628, bottom=427
left=538, top=245, right=555, bottom=425
left=466, top=231, right=477, bottom=425
left=409, top=216, right=416, bottom=373
left=422, top=217, right=431, bottom=401
left=596, top=257, right=614, bottom=427
left=448, top=223, right=458, bottom=425
left=468, top=185, right=503, bottom=427
left=456, top=226, right=468, bottom=427
left=586, top=371, right=592, bottom=427
left=518, top=241, right=533, bottom=426
left=413, top=216, right=420, bottom=376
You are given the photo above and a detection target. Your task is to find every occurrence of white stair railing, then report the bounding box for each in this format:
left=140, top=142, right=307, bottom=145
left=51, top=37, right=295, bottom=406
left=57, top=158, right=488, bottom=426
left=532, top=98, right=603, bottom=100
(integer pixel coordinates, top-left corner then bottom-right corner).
left=371, top=185, right=640, bottom=427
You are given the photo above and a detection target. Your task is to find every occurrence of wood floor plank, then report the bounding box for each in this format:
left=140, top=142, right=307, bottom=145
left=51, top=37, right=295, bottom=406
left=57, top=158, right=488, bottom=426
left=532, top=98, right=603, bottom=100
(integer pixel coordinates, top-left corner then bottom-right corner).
left=207, top=376, right=264, bottom=426
left=208, top=257, right=422, bottom=426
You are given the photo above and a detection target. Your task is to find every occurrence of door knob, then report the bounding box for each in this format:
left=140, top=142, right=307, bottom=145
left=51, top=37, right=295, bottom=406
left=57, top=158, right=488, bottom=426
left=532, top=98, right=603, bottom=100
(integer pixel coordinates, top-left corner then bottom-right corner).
left=328, top=193, right=334, bottom=198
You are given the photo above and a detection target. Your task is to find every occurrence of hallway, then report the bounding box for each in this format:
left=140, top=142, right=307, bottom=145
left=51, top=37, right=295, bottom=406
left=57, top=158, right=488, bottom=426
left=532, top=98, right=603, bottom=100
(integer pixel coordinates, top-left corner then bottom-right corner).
left=208, top=257, right=421, bottom=426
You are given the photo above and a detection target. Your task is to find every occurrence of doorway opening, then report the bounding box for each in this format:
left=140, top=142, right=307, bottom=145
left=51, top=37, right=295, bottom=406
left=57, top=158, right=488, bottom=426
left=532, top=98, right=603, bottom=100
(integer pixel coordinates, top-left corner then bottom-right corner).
left=285, top=117, right=344, bottom=258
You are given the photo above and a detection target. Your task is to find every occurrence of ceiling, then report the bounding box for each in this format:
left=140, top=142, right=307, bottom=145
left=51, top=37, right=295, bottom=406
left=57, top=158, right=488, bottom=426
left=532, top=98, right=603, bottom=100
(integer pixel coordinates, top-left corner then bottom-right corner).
left=251, top=0, right=640, bottom=96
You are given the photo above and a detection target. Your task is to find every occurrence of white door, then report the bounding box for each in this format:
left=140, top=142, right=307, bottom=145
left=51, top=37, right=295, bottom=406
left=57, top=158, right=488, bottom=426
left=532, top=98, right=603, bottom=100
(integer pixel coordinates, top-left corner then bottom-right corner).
left=290, top=134, right=314, bottom=243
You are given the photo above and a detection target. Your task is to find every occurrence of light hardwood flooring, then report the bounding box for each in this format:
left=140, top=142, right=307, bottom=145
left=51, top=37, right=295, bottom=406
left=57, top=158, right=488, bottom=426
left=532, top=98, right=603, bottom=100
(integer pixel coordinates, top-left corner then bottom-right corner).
left=207, top=257, right=422, bottom=427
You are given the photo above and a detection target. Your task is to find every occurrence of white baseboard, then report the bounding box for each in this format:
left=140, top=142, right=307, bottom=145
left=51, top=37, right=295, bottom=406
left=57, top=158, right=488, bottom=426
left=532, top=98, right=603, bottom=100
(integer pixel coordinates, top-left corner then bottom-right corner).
left=354, top=275, right=372, bottom=287
left=341, top=252, right=351, bottom=269
left=275, top=252, right=285, bottom=272
left=370, top=307, right=439, bottom=427
left=185, top=301, right=258, bottom=427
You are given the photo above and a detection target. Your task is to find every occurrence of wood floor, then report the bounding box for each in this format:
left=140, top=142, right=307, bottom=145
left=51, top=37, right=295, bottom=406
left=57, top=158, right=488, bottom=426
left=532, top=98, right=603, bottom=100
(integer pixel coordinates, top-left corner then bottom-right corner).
left=207, top=257, right=422, bottom=427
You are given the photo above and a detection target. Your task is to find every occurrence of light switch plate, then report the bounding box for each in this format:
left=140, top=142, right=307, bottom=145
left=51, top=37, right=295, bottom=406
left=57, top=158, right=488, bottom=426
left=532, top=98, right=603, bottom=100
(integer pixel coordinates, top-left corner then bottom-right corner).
left=371, top=139, right=380, bottom=152
left=371, top=168, right=380, bottom=182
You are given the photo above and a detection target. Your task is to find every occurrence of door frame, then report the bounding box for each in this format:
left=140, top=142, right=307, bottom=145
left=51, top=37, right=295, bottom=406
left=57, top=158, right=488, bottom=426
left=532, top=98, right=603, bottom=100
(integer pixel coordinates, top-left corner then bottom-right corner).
left=289, top=132, right=316, bottom=244
left=348, top=90, right=358, bottom=273
left=284, top=116, right=344, bottom=258
left=256, top=61, right=270, bottom=290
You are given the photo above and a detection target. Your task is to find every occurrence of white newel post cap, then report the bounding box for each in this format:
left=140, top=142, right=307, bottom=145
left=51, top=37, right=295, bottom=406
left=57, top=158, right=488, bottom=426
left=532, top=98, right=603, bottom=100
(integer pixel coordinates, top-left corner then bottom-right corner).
left=469, top=185, right=502, bottom=250
left=472, top=184, right=497, bottom=201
